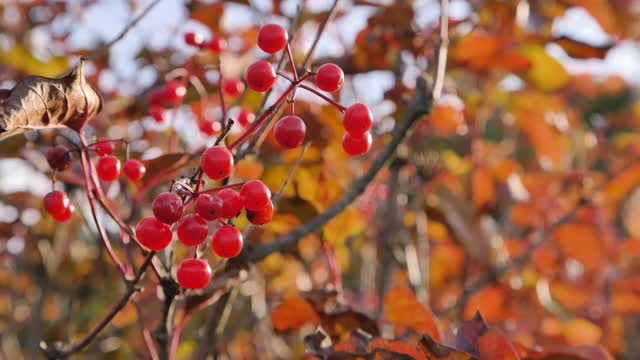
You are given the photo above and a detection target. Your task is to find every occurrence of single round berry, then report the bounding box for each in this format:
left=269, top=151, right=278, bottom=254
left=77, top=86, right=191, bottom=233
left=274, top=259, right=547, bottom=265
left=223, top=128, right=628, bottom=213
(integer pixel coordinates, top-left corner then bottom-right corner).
left=46, top=145, right=71, bottom=171
left=95, top=138, right=115, bottom=156
left=96, top=155, right=121, bottom=181
left=221, top=78, right=244, bottom=98
left=315, top=63, right=344, bottom=92
left=343, top=102, right=373, bottom=135
left=199, top=119, right=222, bottom=136
left=177, top=214, right=209, bottom=246
left=200, top=146, right=234, bottom=180
left=163, top=80, right=187, bottom=103
left=274, top=115, right=306, bottom=149
left=149, top=88, right=165, bottom=106
left=212, top=225, right=243, bottom=258
left=152, top=192, right=184, bottom=224
left=239, top=180, right=271, bottom=211
left=135, top=216, right=173, bottom=251
left=123, top=159, right=146, bottom=181
left=184, top=31, right=204, bottom=47
left=342, top=131, right=372, bottom=156
left=195, top=194, right=224, bottom=220
left=246, top=199, right=273, bottom=225
left=207, top=35, right=227, bottom=53
left=246, top=60, right=276, bottom=92
left=176, top=258, right=212, bottom=289
left=52, top=202, right=75, bottom=222
left=237, top=109, right=255, bottom=127
left=217, top=189, right=243, bottom=219
left=150, top=106, right=165, bottom=123
left=257, top=23, right=288, bottom=54
left=43, top=190, right=70, bottom=216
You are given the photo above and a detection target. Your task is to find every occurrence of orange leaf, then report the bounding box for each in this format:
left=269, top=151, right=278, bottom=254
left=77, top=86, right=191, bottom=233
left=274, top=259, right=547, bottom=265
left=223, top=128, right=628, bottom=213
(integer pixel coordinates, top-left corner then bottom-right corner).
left=601, top=163, right=640, bottom=208
left=477, top=329, right=520, bottom=360
left=428, top=104, right=466, bottom=136
left=270, top=298, right=320, bottom=332
left=611, top=292, right=640, bottom=315
left=367, top=338, right=426, bottom=360
left=451, top=31, right=501, bottom=64
left=554, top=36, right=612, bottom=60
left=463, top=286, right=507, bottom=323
left=472, top=167, right=496, bottom=209
left=494, top=50, right=532, bottom=72
left=419, top=335, right=475, bottom=360
left=552, top=223, right=604, bottom=272
left=563, top=318, right=602, bottom=346
left=385, top=287, right=441, bottom=340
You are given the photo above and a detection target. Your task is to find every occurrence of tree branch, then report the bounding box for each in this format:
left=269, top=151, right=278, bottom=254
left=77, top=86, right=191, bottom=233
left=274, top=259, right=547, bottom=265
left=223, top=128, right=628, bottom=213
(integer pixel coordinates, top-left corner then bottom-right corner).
left=243, top=75, right=433, bottom=262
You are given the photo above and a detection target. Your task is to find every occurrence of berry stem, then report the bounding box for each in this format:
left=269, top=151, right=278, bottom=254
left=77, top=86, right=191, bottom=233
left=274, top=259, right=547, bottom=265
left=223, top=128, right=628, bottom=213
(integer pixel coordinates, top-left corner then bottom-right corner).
left=298, top=84, right=346, bottom=112
left=78, top=135, right=130, bottom=277
left=276, top=70, right=296, bottom=84
left=285, top=43, right=299, bottom=82
left=198, top=182, right=246, bottom=195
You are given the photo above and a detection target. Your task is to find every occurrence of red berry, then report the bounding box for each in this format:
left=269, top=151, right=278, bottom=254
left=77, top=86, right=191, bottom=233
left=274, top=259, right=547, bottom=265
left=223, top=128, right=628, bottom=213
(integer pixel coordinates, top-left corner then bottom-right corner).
left=95, top=138, right=115, bottom=156
left=217, top=189, right=243, bottom=219
left=257, top=23, right=288, bottom=54
left=207, top=35, right=227, bottom=53
left=342, top=131, right=372, bottom=156
left=237, top=109, right=255, bottom=127
left=184, top=31, right=204, bottom=47
left=163, top=80, right=186, bottom=103
left=135, top=216, right=173, bottom=251
left=239, top=180, right=271, bottom=211
left=150, top=106, right=165, bottom=123
left=152, top=192, right=184, bottom=224
left=212, top=225, right=243, bottom=258
left=176, top=258, right=211, bottom=289
left=43, top=190, right=70, bottom=216
left=343, top=103, right=373, bottom=135
left=246, top=60, right=276, bottom=92
left=123, top=159, right=146, bottom=181
left=274, top=115, right=306, bottom=149
left=177, top=214, right=209, bottom=246
left=221, top=78, right=244, bottom=98
left=315, top=63, right=344, bottom=92
left=96, top=155, right=121, bottom=181
left=46, top=145, right=71, bottom=171
left=246, top=199, right=273, bottom=225
left=52, top=202, right=75, bottom=222
left=149, top=88, right=165, bottom=106
left=199, top=119, right=222, bottom=136
left=195, top=194, right=224, bottom=220
left=200, top=146, right=234, bottom=180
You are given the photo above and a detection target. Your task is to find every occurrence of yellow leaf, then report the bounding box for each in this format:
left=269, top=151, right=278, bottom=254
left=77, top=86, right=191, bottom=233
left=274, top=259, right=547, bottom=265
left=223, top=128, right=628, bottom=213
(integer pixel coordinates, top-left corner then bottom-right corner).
left=263, top=165, right=295, bottom=199
left=520, top=45, right=570, bottom=92
left=295, top=168, right=318, bottom=205
left=0, top=44, right=69, bottom=77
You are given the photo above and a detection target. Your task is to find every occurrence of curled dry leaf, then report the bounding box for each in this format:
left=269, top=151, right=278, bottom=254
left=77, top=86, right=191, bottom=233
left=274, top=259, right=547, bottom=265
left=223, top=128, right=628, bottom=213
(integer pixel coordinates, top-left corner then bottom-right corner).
left=0, top=58, right=102, bottom=140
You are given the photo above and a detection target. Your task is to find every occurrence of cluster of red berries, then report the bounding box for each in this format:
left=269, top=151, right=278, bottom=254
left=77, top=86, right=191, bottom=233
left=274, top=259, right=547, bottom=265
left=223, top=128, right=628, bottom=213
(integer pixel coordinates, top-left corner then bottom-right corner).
left=92, top=139, right=146, bottom=182
left=148, top=80, right=187, bottom=124
left=134, top=145, right=273, bottom=289
left=43, top=190, right=75, bottom=222
left=184, top=31, right=227, bottom=53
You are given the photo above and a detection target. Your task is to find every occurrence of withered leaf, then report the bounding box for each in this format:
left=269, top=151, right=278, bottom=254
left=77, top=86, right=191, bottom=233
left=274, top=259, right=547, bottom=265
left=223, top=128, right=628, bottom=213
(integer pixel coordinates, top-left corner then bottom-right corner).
left=0, top=58, right=102, bottom=140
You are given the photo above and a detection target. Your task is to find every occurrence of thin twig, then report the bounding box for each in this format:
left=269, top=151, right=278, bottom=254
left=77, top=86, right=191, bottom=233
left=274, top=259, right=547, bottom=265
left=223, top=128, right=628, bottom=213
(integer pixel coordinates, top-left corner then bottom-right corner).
left=301, top=0, right=340, bottom=68
left=432, top=0, right=449, bottom=100
left=87, top=0, right=162, bottom=60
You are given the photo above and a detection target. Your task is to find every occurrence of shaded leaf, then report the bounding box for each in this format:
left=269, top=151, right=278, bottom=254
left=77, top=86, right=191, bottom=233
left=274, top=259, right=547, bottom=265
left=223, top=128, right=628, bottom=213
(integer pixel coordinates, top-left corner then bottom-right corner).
left=455, top=311, right=489, bottom=356
left=419, top=335, right=476, bottom=360
left=554, top=36, right=613, bottom=59
left=271, top=297, right=320, bottom=332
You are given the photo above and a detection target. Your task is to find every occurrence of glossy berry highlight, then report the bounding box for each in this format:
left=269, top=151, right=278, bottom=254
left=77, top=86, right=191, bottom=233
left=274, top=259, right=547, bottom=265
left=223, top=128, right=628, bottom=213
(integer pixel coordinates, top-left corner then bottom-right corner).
left=274, top=115, right=306, bottom=149
left=257, top=23, right=288, bottom=54
left=46, top=145, right=71, bottom=171
left=200, top=146, right=234, bottom=180
left=199, top=119, right=222, bottom=136
left=236, top=109, right=255, bottom=127
left=342, top=131, right=372, bottom=156
left=206, top=35, right=227, bottom=53
left=217, top=189, right=243, bottom=219
left=152, top=192, right=184, bottom=224
left=343, top=103, right=373, bottom=135
left=212, top=225, right=243, bottom=258
left=221, top=78, right=244, bottom=98
left=177, top=214, right=209, bottom=246
left=246, top=60, right=276, bottom=92
left=184, top=31, right=204, bottom=47
left=163, top=80, right=187, bottom=103
left=195, top=194, right=224, bottom=221
left=52, top=202, right=75, bottom=222
left=96, top=155, right=121, bottom=181
left=135, top=217, right=173, bottom=251
left=239, top=180, right=271, bottom=211
left=122, top=159, right=146, bottom=181
left=315, top=63, right=344, bottom=92
left=176, top=258, right=211, bottom=289
left=43, top=190, right=70, bottom=216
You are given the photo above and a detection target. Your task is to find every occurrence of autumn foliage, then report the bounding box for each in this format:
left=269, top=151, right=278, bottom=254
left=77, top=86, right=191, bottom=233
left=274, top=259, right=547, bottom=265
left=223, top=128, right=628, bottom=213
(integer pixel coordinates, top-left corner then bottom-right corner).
left=1, top=1, right=640, bottom=359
